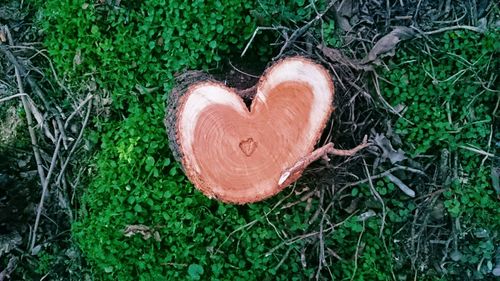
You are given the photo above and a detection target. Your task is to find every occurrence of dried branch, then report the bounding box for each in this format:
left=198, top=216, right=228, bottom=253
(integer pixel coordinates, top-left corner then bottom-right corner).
left=56, top=99, right=93, bottom=187
left=0, top=93, right=27, bottom=103
left=64, top=94, right=93, bottom=129
left=2, top=26, right=47, bottom=191
left=0, top=33, right=69, bottom=148
left=0, top=257, right=18, bottom=281
left=362, top=159, right=386, bottom=237
left=341, top=165, right=426, bottom=190
left=30, top=135, right=63, bottom=251
left=349, top=220, right=365, bottom=281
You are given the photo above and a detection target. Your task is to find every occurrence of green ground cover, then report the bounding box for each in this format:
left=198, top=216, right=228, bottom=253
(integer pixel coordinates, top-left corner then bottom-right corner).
left=3, top=0, right=496, bottom=280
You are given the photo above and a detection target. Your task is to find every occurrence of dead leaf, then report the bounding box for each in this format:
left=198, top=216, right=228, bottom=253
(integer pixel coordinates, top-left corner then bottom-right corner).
left=31, top=244, right=42, bottom=256
left=0, top=231, right=22, bottom=256
left=123, top=225, right=156, bottom=240
left=318, top=44, right=373, bottom=71
left=358, top=209, right=377, bottom=221
left=386, top=120, right=402, bottom=147
left=156, top=37, right=164, bottom=47
left=335, top=0, right=355, bottom=32
left=492, top=167, right=500, bottom=195
left=88, top=80, right=97, bottom=92
left=365, top=26, right=415, bottom=62
left=16, top=155, right=31, bottom=168
left=450, top=250, right=462, bottom=262
left=0, top=256, right=18, bottom=281
left=0, top=29, right=6, bottom=43
left=26, top=96, right=55, bottom=142
left=73, top=49, right=82, bottom=66
left=386, top=173, right=415, bottom=197
left=153, top=231, right=161, bottom=242
left=344, top=197, right=360, bottom=214
left=372, top=133, right=406, bottom=164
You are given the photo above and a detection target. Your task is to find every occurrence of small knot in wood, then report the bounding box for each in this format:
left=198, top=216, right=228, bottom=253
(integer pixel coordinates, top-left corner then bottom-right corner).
left=239, top=138, right=257, bottom=157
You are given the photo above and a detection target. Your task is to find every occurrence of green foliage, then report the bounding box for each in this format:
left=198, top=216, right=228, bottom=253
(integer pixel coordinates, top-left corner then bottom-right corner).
left=188, top=264, right=204, bottom=280
left=33, top=250, right=55, bottom=275
left=381, top=29, right=498, bottom=223
left=382, top=30, right=497, bottom=157
left=38, top=0, right=498, bottom=279
left=380, top=29, right=499, bottom=278
left=316, top=19, right=343, bottom=48
left=39, top=1, right=338, bottom=280
left=252, top=0, right=326, bottom=25
left=246, top=0, right=329, bottom=58
left=41, top=0, right=256, bottom=107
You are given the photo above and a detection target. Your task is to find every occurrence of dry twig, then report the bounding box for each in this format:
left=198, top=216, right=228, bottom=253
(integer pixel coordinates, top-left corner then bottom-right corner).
left=349, top=220, right=365, bottom=281
left=30, top=135, right=63, bottom=251
left=0, top=93, right=27, bottom=103
left=2, top=26, right=47, bottom=196
left=362, top=159, right=386, bottom=237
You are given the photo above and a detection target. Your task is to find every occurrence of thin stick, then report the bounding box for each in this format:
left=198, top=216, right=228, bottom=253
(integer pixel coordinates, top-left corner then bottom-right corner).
left=0, top=44, right=50, bottom=109
left=8, top=45, right=73, bottom=98
left=423, top=25, right=484, bottom=35
left=64, top=94, right=93, bottom=129
left=341, top=165, right=426, bottom=189
left=0, top=41, right=69, bottom=148
left=480, top=124, right=494, bottom=167
left=273, top=247, right=292, bottom=272
left=372, top=72, right=415, bottom=125
left=458, top=144, right=495, bottom=158
left=30, top=135, right=63, bottom=251
left=215, top=220, right=258, bottom=255
left=316, top=198, right=333, bottom=280
left=265, top=213, right=356, bottom=257
left=349, top=220, right=365, bottom=281
left=363, top=159, right=386, bottom=237
left=228, top=60, right=259, bottom=78
left=4, top=26, right=47, bottom=189
left=0, top=93, right=27, bottom=103
left=241, top=26, right=284, bottom=57
left=56, top=99, right=93, bottom=186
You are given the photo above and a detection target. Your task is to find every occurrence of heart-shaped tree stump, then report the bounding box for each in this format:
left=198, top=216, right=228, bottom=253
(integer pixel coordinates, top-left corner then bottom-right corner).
left=166, top=57, right=368, bottom=203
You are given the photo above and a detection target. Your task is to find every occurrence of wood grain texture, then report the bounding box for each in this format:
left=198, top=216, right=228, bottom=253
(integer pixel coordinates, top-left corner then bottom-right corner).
left=171, top=57, right=334, bottom=203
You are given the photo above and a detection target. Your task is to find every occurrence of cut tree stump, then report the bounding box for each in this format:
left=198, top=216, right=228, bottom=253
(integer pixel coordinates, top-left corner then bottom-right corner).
left=166, top=56, right=357, bottom=204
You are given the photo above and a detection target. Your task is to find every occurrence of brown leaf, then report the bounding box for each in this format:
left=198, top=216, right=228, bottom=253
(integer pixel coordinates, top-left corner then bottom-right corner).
left=318, top=44, right=372, bottom=71
left=366, top=27, right=415, bottom=62
left=335, top=0, right=355, bottom=32
left=0, top=29, right=6, bottom=43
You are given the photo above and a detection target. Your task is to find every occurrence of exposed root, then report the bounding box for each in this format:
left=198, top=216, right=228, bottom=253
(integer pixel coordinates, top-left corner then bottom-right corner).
left=279, top=136, right=370, bottom=185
